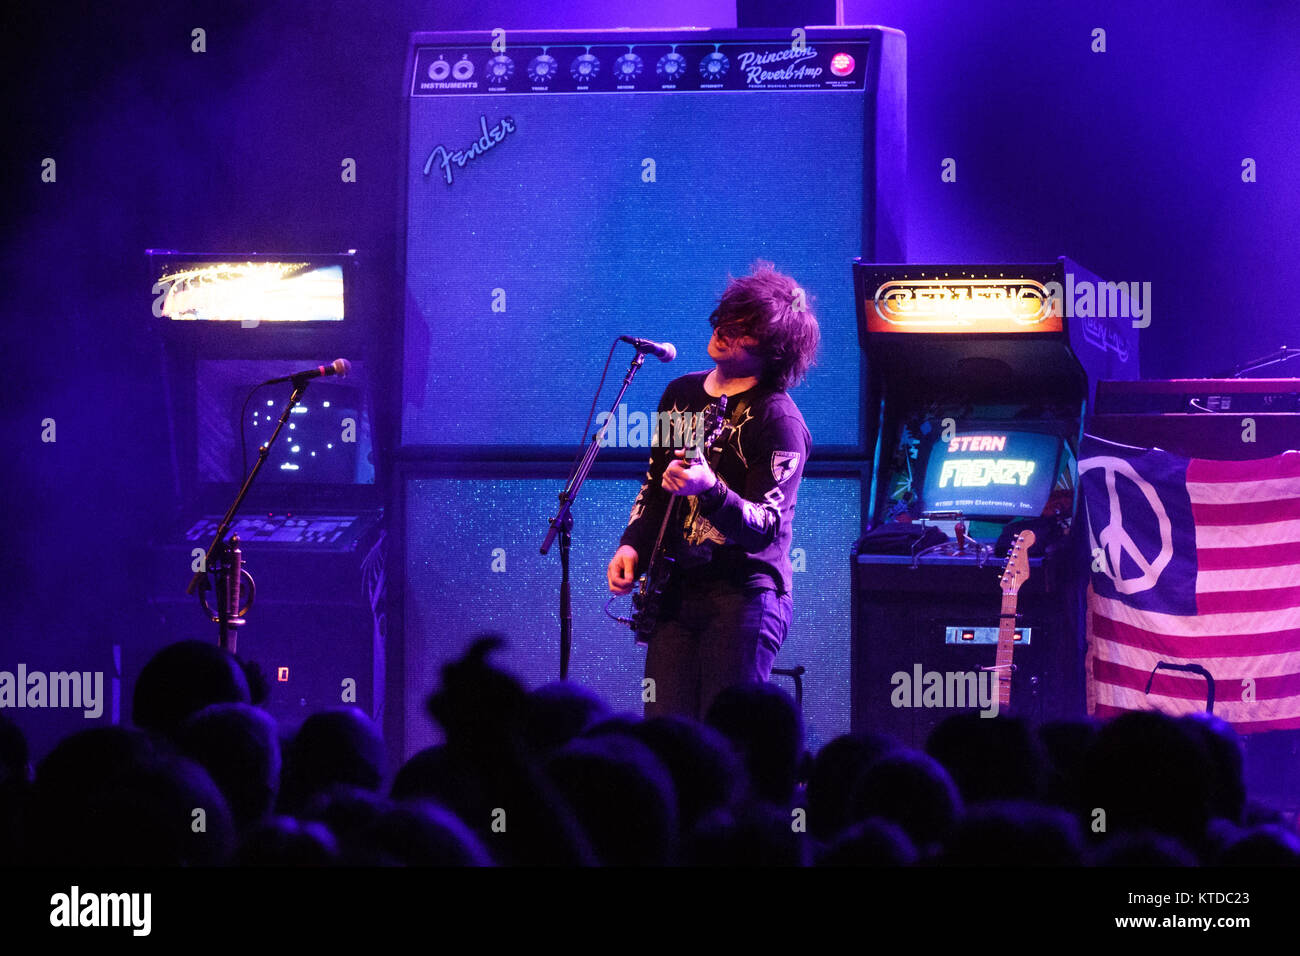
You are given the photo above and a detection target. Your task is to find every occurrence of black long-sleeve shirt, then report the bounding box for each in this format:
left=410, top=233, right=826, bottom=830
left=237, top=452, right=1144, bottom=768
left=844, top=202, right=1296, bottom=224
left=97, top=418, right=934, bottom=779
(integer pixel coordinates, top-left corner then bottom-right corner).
left=618, top=370, right=811, bottom=594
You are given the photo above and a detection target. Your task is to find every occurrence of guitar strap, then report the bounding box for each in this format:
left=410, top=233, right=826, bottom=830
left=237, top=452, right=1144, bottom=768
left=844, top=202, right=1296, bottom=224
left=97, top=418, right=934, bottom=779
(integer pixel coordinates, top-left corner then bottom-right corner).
left=682, top=389, right=757, bottom=542
left=630, top=390, right=764, bottom=640
left=728, top=394, right=751, bottom=425
left=723, top=391, right=756, bottom=446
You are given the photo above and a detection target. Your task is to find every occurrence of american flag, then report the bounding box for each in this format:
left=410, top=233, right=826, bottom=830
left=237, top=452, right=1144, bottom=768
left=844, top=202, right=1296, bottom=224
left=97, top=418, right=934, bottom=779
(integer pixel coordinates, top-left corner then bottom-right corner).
left=1080, top=436, right=1300, bottom=732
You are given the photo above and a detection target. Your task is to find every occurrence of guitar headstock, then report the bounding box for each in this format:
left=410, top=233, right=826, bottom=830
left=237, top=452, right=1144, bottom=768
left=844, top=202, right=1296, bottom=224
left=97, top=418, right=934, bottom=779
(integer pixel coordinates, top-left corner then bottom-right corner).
left=1000, top=529, right=1035, bottom=596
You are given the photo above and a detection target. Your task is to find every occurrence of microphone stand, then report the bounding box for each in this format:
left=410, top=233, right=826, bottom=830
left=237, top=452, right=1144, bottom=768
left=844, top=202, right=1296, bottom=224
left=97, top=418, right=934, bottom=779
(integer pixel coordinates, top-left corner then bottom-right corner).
left=187, top=376, right=312, bottom=650
left=200, top=533, right=253, bottom=654
left=542, top=350, right=648, bottom=680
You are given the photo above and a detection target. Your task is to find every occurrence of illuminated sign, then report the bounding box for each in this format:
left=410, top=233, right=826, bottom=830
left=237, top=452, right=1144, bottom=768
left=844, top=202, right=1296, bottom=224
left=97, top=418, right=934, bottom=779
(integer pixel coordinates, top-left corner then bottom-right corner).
left=923, top=429, right=1061, bottom=518
left=940, top=458, right=1037, bottom=488
left=153, top=262, right=345, bottom=323
left=947, top=434, right=1007, bottom=453
left=869, top=278, right=1062, bottom=333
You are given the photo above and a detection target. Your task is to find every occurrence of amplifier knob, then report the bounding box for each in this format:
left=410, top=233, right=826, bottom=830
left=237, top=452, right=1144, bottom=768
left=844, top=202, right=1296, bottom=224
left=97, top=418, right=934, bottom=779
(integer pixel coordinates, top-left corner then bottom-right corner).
left=699, top=51, right=730, bottom=80
left=614, top=53, right=644, bottom=80
left=486, top=54, right=514, bottom=82
left=571, top=53, right=600, bottom=81
left=656, top=52, right=687, bottom=80
left=528, top=54, right=559, bottom=82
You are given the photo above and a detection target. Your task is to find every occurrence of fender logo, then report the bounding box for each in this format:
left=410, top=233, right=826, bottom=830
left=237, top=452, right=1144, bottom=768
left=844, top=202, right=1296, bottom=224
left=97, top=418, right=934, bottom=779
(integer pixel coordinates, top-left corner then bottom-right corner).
left=423, top=114, right=516, bottom=186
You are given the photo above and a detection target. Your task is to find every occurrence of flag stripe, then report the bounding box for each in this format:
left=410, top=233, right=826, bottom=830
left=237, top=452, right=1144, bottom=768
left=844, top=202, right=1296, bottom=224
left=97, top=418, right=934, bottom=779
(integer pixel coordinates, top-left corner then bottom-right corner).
left=1091, top=686, right=1300, bottom=728
left=1188, top=453, right=1300, bottom=483
left=1197, top=586, right=1300, bottom=615
left=1090, top=631, right=1300, bottom=681
left=1092, top=701, right=1300, bottom=733
left=1195, top=517, right=1300, bottom=549
left=1091, top=612, right=1300, bottom=658
left=1197, top=564, right=1300, bottom=592
left=1196, top=540, right=1300, bottom=571
left=1090, top=655, right=1300, bottom=700
left=1090, top=591, right=1300, bottom=638
left=1193, top=497, right=1300, bottom=525
left=1187, top=475, right=1300, bottom=504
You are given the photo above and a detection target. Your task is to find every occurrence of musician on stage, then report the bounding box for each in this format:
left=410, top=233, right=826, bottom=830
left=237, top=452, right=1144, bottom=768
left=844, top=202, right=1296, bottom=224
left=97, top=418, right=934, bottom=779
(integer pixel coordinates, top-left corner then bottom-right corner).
left=607, top=262, right=819, bottom=720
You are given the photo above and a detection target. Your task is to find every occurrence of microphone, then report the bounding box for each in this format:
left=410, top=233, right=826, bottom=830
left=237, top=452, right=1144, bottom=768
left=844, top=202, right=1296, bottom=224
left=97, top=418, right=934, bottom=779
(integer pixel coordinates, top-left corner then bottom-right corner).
left=262, top=358, right=352, bottom=385
left=619, top=336, right=676, bottom=362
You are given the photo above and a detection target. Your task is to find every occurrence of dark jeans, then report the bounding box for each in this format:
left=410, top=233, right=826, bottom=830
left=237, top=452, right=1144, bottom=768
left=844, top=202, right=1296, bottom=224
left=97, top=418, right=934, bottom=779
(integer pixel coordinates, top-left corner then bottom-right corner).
left=643, top=577, right=793, bottom=722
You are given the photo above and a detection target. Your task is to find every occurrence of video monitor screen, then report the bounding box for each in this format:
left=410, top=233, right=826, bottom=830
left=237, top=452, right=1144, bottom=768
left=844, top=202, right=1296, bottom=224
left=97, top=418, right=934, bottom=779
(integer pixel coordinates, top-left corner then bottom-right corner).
left=196, top=360, right=375, bottom=486
left=875, top=402, right=1079, bottom=526
left=920, top=429, right=1062, bottom=518
left=149, top=255, right=346, bottom=323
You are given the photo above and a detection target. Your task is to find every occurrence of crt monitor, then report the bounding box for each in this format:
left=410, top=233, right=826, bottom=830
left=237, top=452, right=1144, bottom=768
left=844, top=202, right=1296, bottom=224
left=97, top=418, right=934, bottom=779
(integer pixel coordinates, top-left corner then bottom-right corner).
left=919, top=427, right=1063, bottom=519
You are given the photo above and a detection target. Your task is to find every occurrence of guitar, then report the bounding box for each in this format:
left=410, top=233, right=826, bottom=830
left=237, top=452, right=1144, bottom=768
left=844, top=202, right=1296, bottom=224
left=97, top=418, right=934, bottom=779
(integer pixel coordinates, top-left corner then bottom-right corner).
left=629, top=395, right=730, bottom=642
left=987, top=529, right=1035, bottom=715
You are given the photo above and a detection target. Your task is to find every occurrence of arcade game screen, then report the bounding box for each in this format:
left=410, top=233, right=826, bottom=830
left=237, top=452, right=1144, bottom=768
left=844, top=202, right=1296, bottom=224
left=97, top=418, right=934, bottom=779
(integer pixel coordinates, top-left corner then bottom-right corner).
left=878, top=402, right=1077, bottom=530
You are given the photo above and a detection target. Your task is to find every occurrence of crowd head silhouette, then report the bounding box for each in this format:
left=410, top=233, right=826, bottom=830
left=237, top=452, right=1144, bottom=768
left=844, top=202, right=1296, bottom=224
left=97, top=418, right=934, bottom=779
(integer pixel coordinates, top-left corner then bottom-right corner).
left=0, top=635, right=1294, bottom=866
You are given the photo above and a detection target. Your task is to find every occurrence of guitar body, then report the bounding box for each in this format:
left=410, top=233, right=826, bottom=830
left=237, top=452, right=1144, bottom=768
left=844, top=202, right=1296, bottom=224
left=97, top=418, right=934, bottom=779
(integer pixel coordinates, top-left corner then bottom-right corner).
left=630, top=396, right=729, bottom=642
left=629, top=501, right=685, bottom=641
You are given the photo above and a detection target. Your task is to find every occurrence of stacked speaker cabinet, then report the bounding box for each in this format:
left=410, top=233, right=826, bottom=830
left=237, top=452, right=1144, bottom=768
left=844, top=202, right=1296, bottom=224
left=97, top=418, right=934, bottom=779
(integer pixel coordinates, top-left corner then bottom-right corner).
left=398, top=27, right=906, bottom=759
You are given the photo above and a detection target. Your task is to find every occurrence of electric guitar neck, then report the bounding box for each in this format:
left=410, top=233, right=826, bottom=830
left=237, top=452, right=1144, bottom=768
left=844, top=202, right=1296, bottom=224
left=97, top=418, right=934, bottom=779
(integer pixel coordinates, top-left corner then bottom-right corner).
left=990, top=529, right=1034, bottom=715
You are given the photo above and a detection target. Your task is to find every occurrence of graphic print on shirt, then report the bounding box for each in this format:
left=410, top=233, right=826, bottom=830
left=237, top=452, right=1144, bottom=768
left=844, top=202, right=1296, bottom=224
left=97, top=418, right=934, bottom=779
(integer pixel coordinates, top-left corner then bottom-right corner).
left=771, top=451, right=801, bottom=484
left=727, top=406, right=755, bottom=466
left=681, top=405, right=749, bottom=551
left=658, top=402, right=702, bottom=449
left=627, top=401, right=699, bottom=525
left=618, top=371, right=811, bottom=596
left=683, top=504, right=728, bottom=550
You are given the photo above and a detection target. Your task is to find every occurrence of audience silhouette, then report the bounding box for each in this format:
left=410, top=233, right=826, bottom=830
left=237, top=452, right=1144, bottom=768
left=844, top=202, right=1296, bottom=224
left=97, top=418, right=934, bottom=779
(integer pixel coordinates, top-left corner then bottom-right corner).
left=2, top=637, right=1295, bottom=866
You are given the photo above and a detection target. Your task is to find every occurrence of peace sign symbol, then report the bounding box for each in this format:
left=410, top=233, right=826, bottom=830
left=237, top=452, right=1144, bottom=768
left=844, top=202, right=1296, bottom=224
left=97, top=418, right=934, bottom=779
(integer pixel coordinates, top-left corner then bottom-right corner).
left=1079, top=455, right=1174, bottom=595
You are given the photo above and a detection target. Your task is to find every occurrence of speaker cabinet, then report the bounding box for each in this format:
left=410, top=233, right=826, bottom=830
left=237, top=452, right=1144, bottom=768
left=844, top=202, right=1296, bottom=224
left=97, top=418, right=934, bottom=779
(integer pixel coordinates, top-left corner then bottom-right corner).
left=401, top=473, right=862, bottom=758
left=851, top=549, right=1085, bottom=748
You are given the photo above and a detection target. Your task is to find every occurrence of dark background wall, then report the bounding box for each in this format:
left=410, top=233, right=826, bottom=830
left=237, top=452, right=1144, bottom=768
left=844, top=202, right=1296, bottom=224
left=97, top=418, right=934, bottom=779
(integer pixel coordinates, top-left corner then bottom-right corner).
left=3, top=0, right=1295, bottom=757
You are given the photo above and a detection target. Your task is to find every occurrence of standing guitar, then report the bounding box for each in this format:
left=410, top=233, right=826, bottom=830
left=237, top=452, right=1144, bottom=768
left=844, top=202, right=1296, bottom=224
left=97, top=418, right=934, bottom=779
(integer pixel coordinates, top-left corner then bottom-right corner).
left=985, top=529, right=1034, bottom=715
left=628, top=395, right=730, bottom=642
